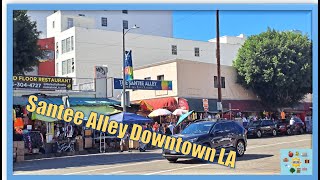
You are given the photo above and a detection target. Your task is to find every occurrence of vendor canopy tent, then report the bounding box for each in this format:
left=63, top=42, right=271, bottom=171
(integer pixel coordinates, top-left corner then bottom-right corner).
left=13, top=96, right=120, bottom=122
left=148, top=108, right=172, bottom=117
left=30, top=106, right=119, bottom=122
left=13, top=96, right=121, bottom=106
left=177, top=110, right=194, bottom=126
left=109, top=112, right=152, bottom=124
left=138, top=97, right=178, bottom=112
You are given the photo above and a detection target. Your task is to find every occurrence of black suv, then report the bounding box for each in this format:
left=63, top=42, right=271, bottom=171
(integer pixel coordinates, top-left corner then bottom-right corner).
left=162, top=120, right=247, bottom=162
left=246, top=120, right=278, bottom=138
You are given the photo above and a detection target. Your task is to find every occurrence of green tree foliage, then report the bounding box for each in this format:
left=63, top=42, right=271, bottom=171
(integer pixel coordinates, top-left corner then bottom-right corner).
left=13, top=10, right=42, bottom=75
left=233, top=28, right=312, bottom=109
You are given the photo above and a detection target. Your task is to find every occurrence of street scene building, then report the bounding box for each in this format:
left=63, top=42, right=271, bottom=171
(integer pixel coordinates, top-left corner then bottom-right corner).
left=43, top=11, right=246, bottom=97
left=12, top=9, right=314, bottom=175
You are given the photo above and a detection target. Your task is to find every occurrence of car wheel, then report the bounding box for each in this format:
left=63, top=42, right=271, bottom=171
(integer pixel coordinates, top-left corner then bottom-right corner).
left=272, top=129, right=277, bottom=136
left=256, top=130, right=262, bottom=138
left=166, top=158, right=178, bottom=163
left=287, top=129, right=292, bottom=135
left=236, top=140, right=245, bottom=157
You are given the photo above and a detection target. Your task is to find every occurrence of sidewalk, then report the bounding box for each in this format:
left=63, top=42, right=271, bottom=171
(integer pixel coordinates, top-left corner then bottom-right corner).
left=22, top=147, right=161, bottom=161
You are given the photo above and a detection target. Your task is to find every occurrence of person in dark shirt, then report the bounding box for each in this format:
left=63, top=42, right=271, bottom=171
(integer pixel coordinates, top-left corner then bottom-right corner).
left=164, top=124, right=171, bottom=136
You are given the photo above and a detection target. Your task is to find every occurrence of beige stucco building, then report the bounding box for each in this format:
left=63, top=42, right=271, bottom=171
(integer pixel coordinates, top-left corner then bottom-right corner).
left=130, top=59, right=259, bottom=102
left=129, top=59, right=312, bottom=115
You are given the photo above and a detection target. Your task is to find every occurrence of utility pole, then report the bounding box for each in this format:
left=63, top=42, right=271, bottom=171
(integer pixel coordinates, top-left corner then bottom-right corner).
left=122, top=28, right=127, bottom=112
left=122, top=25, right=139, bottom=113
left=216, top=10, right=223, bottom=117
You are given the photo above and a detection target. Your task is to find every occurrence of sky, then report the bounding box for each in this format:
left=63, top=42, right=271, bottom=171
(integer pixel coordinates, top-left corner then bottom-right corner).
left=27, top=10, right=312, bottom=41
left=173, top=10, right=312, bottom=41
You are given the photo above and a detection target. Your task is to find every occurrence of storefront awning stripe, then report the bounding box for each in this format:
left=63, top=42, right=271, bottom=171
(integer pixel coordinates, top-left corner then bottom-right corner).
left=13, top=96, right=120, bottom=106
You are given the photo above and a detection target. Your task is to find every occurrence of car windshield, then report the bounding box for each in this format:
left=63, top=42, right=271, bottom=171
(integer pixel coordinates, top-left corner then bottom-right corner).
left=181, top=122, right=214, bottom=134
left=248, top=121, right=261, bottom=126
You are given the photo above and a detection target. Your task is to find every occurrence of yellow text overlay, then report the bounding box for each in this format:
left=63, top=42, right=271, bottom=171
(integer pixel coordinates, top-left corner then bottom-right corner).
left=26, top=95, right=237, bottom=168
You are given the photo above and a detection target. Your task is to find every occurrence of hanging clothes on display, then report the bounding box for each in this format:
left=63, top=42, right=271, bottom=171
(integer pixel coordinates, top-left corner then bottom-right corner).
left=66, top=124, right=73, bottom=138
left=22, top=131, right=44, bottom=153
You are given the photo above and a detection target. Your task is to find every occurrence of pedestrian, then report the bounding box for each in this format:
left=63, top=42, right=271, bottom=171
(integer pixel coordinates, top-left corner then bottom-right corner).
left=242, top=116, right=248, bottom=127
left=164, top=124, right=172, bottom=136
left=120, top=129, right=130, bottom=152
left=153, top=122, right=159, bottom=133
left=168, top=122, right=175, bottom=135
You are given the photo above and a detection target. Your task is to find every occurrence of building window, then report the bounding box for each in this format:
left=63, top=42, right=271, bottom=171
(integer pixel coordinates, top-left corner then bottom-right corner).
left=66, top=37, right=71, bottom=52
left=56, top=63, right=59, bottom=75
left=62, top=60, right=67, bottom=75
left=172, top=45, right=177, bottom=55
left=62, top=39, right=66, bottom=54
left=221, top=77, right=226, bottom=88
left=122, top=10, right=128, bottom=14
left=123, top=20, right=128, bottom=29
left=52, top=21, right=55, bottom=28
left=144, top=77, right=151, bottom=80
left=67, top=18, right=73, bottom=29
left=101, top=17, right=108, bottom=27
left=157, top=75, right=164, bottom=81
left=67, top=59, right=72, bottom=74
left=71, top=58, right=75, bottom=73
left=71, top=36, right=74, bottom=50
left=214, top=76, right=218, bottom=88
left=195, top=47, right=200, bottom=57
left=214, top=76, right=226, bottom=88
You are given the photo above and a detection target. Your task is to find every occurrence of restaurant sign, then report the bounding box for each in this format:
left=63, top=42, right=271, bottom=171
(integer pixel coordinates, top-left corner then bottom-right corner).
left=113, top=78, right=172, bottom=90
left=13, top=75, right=73, bottom=90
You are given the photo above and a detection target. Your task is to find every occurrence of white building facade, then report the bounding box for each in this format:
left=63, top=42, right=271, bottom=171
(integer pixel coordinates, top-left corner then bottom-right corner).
left=46, top=10, right=173, bottom=38
left=53, top=26, right=246, bottom=98
left=47, top=10, right=246, bottom=99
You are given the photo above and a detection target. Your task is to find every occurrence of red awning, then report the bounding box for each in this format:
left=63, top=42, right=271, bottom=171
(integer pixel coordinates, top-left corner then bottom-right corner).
left=139, top=97, right=178, bottom=112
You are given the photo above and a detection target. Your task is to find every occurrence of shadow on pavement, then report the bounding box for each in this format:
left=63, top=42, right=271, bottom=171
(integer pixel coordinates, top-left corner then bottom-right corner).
left=14, top=152, right=163, bottom=173
left=174, top=154, right=273, bottom=164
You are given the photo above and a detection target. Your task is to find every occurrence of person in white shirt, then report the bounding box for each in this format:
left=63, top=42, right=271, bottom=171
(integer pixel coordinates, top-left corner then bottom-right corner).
left=290, top=117, right=295, bottom=126
left=242, top=116, right=248, bottom=122
left=168, top=122, right=175, bottom=135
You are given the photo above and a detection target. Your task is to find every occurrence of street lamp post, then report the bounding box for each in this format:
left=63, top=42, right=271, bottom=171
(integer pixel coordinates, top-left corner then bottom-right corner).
left=122, top=25, right=139, bottom=112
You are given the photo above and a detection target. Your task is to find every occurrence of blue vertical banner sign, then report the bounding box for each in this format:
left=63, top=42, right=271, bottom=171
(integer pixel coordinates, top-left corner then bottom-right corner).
left=124, top=50, right=134, bottom=81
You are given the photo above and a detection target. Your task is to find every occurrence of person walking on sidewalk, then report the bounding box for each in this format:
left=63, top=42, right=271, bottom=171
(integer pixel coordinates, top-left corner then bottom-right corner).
left=120, top=129, right=130, bottom=152
left=164, top=124, right=172, bottom=136
left=168, top=122, right=175, bottom=135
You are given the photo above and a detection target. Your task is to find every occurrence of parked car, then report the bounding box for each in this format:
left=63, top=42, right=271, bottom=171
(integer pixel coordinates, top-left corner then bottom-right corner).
left=162, top=120, right=247, bottom=163
left=246, top=120, right=278, bottom=138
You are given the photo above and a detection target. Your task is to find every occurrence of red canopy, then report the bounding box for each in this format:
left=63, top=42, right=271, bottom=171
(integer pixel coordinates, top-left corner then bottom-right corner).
left=140, top=97, right=178, bottom=112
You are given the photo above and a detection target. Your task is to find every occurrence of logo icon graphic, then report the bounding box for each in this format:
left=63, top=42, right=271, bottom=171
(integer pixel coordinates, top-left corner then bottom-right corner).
left=281, top=149, right=312, bottom=175
left=297, top=168, right=301, bottom=173
left=288, top=151, right=294, bottom=157
left=291, top=157, right=302, bottom=168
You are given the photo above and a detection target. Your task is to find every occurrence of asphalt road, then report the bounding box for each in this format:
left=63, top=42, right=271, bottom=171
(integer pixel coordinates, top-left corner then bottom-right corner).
left=13, top=134, right=312, bottom=175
